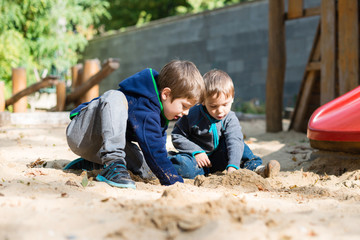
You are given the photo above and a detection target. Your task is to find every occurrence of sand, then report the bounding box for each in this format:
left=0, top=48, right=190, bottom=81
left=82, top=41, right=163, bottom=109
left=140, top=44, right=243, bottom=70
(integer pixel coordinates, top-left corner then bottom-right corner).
left=1, top=119, right=360, bottom=240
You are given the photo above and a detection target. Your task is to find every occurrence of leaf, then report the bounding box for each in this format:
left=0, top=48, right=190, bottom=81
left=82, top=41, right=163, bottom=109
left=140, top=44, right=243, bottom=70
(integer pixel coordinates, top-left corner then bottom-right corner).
left=61, top=193, right=68, bottom=198
left=25, top=170, right=47, bottom=176
left=65, top=179, right=79, bottom=187
left=81, top=171, right=89, bottom=187
left=27, top=158, right=46, bottom=168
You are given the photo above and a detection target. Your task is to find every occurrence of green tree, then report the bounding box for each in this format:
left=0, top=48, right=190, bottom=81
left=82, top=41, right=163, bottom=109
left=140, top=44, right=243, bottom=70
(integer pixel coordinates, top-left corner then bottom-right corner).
left=97, top=0, right=190, bottom=31
left=97, top=0, right=249, bottom=32
left=0, top=0, right=110, bottom=97
left=181, top=0, right=248, bottom=13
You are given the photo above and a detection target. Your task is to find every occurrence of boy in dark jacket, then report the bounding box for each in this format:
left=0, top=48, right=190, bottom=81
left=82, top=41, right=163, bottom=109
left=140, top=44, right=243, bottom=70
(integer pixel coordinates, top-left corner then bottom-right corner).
left=65, top=60, right=205, bottom=189
left=170, top=69, right=280, bottom=178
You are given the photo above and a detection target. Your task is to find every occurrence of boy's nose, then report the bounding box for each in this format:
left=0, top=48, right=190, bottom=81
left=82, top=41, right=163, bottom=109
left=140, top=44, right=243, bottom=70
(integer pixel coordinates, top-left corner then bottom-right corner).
left=183, top=109, right=190, bottom=115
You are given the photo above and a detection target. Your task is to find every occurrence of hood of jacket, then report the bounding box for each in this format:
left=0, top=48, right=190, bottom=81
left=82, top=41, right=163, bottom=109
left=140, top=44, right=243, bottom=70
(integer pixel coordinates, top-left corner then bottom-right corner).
left=118, top=68, right=163, bottom=110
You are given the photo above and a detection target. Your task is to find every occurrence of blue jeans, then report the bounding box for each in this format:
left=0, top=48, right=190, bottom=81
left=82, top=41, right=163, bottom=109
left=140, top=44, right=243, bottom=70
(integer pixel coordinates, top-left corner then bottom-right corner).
left=169, top=140, right=262, bottom=179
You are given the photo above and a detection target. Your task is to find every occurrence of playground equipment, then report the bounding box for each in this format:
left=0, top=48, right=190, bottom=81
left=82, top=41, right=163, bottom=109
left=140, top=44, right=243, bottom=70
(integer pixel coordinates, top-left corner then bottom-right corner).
left=0, top=58, right=119, bottom=113
left=307, top=86, right=360, bottom=153
left=266, top=0, right=359, bottom=133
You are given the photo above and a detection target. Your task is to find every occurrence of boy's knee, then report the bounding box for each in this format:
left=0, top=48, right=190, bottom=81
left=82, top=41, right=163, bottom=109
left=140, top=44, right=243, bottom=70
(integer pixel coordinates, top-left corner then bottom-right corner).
left=242, top=157, right=262, bottom=171
left=101, top=90, right=128, bottom=109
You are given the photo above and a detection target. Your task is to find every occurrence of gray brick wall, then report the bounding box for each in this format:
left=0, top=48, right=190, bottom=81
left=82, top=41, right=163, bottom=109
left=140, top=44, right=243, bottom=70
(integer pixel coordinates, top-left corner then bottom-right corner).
left=82, top=0, right=320, bottom=111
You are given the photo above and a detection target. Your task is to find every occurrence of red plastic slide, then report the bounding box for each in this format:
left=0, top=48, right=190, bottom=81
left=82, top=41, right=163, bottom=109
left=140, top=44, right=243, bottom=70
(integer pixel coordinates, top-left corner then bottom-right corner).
left=307, top=85, right=360, bottom=153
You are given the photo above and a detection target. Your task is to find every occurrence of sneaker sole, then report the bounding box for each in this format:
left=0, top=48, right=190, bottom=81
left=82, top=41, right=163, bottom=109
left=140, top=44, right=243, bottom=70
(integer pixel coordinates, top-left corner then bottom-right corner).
left=96, top=175, right=136, bottom=189
left=265, top=160, right=281, bottom=178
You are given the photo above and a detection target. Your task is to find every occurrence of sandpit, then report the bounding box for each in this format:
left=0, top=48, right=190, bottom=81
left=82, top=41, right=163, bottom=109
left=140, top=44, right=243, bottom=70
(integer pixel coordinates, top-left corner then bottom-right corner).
left=1, top=119, right=360, bottom=239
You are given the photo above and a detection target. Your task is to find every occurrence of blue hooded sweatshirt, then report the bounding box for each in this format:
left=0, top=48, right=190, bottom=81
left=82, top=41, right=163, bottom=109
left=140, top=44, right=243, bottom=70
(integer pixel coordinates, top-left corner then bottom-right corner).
left=70, top=68, right=183, bottom=185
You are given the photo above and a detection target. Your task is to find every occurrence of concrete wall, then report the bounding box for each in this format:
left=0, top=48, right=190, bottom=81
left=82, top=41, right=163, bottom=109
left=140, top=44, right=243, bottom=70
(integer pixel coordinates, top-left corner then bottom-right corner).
left=82, top=0, right=320, bottom=111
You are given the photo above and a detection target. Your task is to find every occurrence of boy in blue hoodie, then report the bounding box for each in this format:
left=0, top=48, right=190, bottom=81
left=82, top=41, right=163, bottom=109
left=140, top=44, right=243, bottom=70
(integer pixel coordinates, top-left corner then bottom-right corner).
left=170, top=69, right=280, bottom=178
left=65, top=60, right=205, bottom=189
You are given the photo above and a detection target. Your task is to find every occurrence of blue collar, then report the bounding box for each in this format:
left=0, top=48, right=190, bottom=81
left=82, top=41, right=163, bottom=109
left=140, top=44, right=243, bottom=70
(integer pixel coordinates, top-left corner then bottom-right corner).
left=201, top=105, right=222, bottom=150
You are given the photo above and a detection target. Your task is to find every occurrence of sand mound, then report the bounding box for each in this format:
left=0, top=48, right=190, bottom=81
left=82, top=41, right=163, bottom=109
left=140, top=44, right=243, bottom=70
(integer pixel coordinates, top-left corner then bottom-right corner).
left=305, top=151, right=360, bottom=175
left=194, top=169, right=273, bottom=192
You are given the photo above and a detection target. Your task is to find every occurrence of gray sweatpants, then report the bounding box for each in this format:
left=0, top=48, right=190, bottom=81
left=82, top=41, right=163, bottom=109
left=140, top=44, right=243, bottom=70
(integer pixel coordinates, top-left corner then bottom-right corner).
left=66, top=90, right=154, bottom=179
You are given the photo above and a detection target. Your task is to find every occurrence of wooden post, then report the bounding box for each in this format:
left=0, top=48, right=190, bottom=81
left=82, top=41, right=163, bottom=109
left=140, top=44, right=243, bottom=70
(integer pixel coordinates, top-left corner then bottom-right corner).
left=56, top=81, right=66, bottom=111
left=320, top=0, right=336, bottom=105
left=266, top=0, right=286, bottom=132
left=81, top=59, right=100, bottom=103
left=71, top=64, right=83, bottom=91
left=287, top=0, right=303, bottom=19
left=338, top=0, right=359, bottom=95
left=0, top=81, right=5, bottom=112
left=12, top=68, right=27, bottom=113
left=75, top=67, right=83, bottom=107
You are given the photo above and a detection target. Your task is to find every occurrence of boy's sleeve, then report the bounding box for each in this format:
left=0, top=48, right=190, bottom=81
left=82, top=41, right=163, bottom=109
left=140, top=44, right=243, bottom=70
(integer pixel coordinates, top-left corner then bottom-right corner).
left=130, top=109, right=183, bottom=185
left=223, top=112, right=244, bottom=169
left=172, top=116, right=205, bottom=156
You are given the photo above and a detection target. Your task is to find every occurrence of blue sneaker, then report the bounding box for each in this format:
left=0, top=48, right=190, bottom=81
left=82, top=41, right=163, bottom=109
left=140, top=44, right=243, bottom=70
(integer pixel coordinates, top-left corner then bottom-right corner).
left=63, top=158, right=103, bottom=171
left=96, top=162, right=136, bottom=189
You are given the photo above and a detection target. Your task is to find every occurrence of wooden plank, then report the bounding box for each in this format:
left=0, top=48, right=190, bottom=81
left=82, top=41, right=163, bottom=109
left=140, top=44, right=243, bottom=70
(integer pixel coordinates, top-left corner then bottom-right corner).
left=320, top=0, right=336, bottom=105
left=285, top=7, right=320, bottom=20
left=306, top=61, right=321, bottom=71
left=292, top=71, right=318, bottom=131
left=266, top=0, right=286, bottom=132
left=5, top=76, right=58, bottom=108
left=304, top=7, right=320, bottom=17
left=338, top=0, right=359, bottom=95
left=287, top=0, right=303, bottom=19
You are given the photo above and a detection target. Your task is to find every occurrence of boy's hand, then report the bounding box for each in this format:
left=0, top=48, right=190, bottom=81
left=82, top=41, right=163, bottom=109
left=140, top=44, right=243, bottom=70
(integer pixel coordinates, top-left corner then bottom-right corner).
left=227, top=167, right=237, bottom=174
left=194, top=152, right=212, bottom=168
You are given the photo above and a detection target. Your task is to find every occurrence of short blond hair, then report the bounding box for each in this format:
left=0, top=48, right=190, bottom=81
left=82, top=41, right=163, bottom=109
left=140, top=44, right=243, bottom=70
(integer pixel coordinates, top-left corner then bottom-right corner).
left=158, top=60, right=205, bottom=102
left=203, top=69, right=234, bottom=100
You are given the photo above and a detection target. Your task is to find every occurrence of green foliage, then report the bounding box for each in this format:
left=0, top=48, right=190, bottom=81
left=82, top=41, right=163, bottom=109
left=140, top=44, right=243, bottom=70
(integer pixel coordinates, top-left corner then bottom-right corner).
left=0, top=30, right=33, bottom=93
left=239, top=100, right=265, bottom=114
left=97, top=0, right=190, bottom=31
left=183, top=0, right=248, bottom=13
left=0, top=0, right=253, bottom=98
left=0, top=0, right=110, bottom=87
left=233, top=99, right=265, bottom=114
left=97, top=0, right=251, bottom=31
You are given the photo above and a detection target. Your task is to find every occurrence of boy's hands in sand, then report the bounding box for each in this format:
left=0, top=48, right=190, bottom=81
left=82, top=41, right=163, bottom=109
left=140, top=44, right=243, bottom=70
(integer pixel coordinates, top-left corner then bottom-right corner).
left=195, top=152, right=212, bottom=168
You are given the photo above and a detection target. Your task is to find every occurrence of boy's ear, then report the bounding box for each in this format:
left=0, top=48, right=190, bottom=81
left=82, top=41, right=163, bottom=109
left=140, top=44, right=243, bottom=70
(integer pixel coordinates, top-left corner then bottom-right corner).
left=160, top=87, right=171, bottom=100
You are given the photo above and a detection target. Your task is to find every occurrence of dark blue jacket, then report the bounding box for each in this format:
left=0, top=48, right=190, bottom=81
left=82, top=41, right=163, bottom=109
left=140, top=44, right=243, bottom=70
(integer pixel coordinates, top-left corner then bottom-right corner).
left=70, top=68, right=183, bottom=185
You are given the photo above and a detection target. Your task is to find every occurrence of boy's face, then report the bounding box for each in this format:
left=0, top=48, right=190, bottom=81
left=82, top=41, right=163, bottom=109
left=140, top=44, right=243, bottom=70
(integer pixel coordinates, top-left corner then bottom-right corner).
left=161, top=88, right=195, bottom=120
left=203, top=93, right=233, bottom=120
